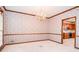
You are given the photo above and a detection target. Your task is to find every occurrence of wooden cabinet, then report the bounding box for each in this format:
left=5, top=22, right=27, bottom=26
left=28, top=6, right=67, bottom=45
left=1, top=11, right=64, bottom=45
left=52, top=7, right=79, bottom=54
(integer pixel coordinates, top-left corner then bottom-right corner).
left=63, top=20, right=75, bottom=39
left=63, top=33, right=75, bottom=39
left=63, top=33, right=69, bottom=39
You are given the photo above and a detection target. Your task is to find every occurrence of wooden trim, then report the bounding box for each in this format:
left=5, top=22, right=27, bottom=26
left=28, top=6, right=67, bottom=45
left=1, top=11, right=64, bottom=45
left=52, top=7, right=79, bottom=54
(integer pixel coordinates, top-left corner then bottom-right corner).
left=0, top=44, right=6, bottom=51
left=5, top=39, right=49, bottom=45
left=6, top=9, right=36, bottom=16
left=49, top=39, right=61, bottom=44
left=5, top=9, right=47, bottom=19
left=3, top=6, right=79, bottom=19
left=5, top=39, right=62, bottom=46
left=75, top=17, right=76, bottom=48
left=62, top=16, right=76, bottom=21
left=3, top=11, right=5, bottom=45
left=61, top=16, right=76, bottom=48
left=47, top=6, right=79, bottom=19
left=61, top=19, right=63, bottom=44
left=4, top=33, right=61, bottom=36
left=4, top=33, right=50, bottom=36
left=2, top=6, right=7, bottom=11
left=48, top=33, right=61, bottom=35
left=3, top=6, right=36, bottom=16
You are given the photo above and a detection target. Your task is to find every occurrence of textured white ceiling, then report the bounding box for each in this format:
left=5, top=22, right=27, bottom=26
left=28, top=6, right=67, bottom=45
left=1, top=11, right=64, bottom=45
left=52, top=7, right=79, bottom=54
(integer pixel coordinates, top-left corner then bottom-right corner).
left=5, top=6, right=74, bottom=17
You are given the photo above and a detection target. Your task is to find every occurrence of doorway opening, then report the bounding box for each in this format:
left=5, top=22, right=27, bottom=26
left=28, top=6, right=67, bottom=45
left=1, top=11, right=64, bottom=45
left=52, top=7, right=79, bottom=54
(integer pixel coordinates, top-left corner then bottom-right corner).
left=61, top=16, right=76, bottom=48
